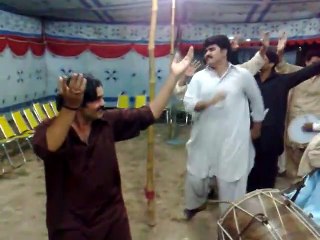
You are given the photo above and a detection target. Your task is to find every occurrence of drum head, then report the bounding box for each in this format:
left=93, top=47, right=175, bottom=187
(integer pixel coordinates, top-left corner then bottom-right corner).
left=288, top=114, right=319, bottom=144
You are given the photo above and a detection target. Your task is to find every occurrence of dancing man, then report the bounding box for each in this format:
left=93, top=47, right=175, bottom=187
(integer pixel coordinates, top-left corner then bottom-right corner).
left=32, top=47, right=194, bottom=240
left=183, top=35, right=265, bottom=219
left=276, top=33, right=320, bottom=178
left=247, top=38, right=320, bottom=191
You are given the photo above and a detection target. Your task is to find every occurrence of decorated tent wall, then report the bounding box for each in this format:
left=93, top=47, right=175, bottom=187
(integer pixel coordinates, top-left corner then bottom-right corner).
left=0, top=10, right=173, bottom=112
left=0, top=10, right=47, bottom=113
left=43, top=21, right=173, bottom=107
left=1, top=0, right=320, bottom=113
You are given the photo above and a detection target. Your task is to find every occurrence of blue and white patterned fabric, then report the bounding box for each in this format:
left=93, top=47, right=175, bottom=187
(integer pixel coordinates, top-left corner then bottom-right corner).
left=45, top=50, right=171, bottom=107
left=285, top=170, right=320, bottom=226
left=45, top=21, right=175, bottom=43
left=180, top=18, right=320, bottom=44
left=0, top=10, right=41, bottom=37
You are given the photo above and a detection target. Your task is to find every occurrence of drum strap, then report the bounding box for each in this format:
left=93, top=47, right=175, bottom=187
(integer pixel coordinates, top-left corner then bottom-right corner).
left=290, top=169, right=318, bottom=202
left=238, top=213, right=268, bottom=237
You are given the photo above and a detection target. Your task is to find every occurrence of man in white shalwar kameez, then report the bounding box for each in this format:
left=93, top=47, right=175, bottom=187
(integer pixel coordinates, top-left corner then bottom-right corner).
left=183, top=35, right=265, bottom=219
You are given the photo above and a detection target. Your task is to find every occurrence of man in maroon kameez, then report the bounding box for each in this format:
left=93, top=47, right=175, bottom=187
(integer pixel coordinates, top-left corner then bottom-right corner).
left=32, top=47, right=194, bottom=240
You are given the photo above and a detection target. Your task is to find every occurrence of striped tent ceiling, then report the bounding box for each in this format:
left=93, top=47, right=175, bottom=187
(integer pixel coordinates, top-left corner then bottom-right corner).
left=0, top=0, right=319, bottom=24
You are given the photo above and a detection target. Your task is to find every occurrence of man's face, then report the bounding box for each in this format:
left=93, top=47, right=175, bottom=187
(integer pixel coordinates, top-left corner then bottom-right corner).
left=81, top=86, right=105, bottom=120
left=204, top=44, right=227, bottom=67
left=306, top=56, right=320, bottom=66
left=261, top=57, right=275, bottom=71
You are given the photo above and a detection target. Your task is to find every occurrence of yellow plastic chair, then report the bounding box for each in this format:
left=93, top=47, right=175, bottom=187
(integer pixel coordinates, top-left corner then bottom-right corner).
left=0, top=115, right=29, bottom=168
left=11, top=111, right=34, bottom=135
left=117, top=94, right=130, bottom=109
left=33, top=103, right=47, bottom=122
left=50, top=101, right=58, bottom=116
left=43, top=103, right=55, bottom=119
left=23, top=108, right=39, bottom=130
left=134, top=95, right=147, bottom=108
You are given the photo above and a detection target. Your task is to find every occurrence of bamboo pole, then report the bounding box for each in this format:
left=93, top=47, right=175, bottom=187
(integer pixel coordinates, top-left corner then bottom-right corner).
left=168, top=0, right=177, bottom=139
left=146, top=0, right=158, bottom=226
left=170, top=0, right=176, bottom=61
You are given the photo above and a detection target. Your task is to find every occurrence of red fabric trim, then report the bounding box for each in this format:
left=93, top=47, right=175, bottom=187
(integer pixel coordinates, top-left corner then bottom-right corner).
left=90, top=44, right=132, bottom=58
left=7, top=39, right=29, bottom=56
left=144, top=187, right=155, bottom=200
left=46, top=41, right=87, bottom=56
left=134, top=44, right=171, bottom=57
left=1, top=35, right=319, bottom=57
left=0, top=38, right=7, bottom=52
left=45, top=40, right=171, bottom=58
left=0, top=35, right=43, bottom=42
left=30, top=42, right=46, bottom=56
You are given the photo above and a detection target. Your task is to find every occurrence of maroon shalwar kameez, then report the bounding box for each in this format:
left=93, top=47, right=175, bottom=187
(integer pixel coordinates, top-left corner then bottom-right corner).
left=32, top=106, right=155, bottom=240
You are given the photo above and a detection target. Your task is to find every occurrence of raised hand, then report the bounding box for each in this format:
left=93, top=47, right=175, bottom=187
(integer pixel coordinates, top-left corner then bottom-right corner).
left=171, top=46, right=194, bottom=78
left=259, top=31, right=270, bottom=59
left=261, top=32, right=270, bottom=48
left=58, top=73, right=87, bottom=109
left=230, top=35, right=241, bottom=50
left=185, top=60, right=202, bottom=77
left=277, top=32, right=287, bottom=54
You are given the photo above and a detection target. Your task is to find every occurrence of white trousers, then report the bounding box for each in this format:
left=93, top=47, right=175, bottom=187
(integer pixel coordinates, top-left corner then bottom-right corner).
left=185, top=172, right=248, bottom=215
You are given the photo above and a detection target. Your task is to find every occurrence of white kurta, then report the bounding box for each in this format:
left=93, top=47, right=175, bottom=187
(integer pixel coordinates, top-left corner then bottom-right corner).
left=184, top=64, right=265, bottom=182
left=174, top=51, right=265, bottom=100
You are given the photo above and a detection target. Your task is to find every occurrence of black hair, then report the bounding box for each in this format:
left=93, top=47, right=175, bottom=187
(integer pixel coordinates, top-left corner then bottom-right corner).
left=56, top=73, right=102, bottom=111
left=305, top=49, right=320, bottom=62
left=203, top=35, right=232, bottom=61
left=265, top=50, right=279, bottom=69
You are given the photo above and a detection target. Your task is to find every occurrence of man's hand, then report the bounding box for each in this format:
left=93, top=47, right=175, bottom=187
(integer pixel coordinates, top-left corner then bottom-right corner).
left=209, top=91, right=226, bottom=105
left=302, top=122, right=314, bottom=132
left=259, top=32, right=270, bottom=60
left=277, top=32, right=287, bottom=54
left=171, top=46, right=194, bottom=78
left=59, top=73, right=87, bottom=109
left=251, top=122, right=262, bottom=140
left=177, top=59, right=202, bottom=87
left=230, top=35, right=241, bottom=50
left=185, top=60, right=202, bottom=77
left=276, top=32, right=287, bottom=62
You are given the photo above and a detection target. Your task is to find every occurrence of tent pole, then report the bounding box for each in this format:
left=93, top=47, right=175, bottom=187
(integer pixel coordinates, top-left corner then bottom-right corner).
left=167, top=0, right=184, bottom=145
left=146, top=0, right=158, bottom=227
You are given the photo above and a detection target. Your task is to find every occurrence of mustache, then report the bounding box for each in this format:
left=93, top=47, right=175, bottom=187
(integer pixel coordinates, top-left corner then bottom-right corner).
left=204, top=55, right=212, bottom=64
left=97, top=106, right=107, bottom=111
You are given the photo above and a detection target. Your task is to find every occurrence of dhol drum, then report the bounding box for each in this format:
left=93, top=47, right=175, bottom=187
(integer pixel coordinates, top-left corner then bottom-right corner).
left=218, top=189, right=320, bottom=239
left=288, top=114, right=319, bottom=146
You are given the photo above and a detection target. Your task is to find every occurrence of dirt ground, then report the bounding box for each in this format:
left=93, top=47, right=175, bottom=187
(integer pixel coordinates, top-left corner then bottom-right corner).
left=0, top=124, right=291, bottom=240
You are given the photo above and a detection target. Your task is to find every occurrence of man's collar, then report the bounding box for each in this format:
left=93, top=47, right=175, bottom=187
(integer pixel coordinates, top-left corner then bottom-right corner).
left=205, top=62, right=235, bottom=71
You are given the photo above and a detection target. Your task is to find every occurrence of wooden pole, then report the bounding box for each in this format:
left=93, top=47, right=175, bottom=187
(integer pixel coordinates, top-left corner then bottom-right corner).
left=168, top=0, right=177, bottom=140
left=170, top=0, right=176, bottom=61
left=146, top=0, right=158, bottom=227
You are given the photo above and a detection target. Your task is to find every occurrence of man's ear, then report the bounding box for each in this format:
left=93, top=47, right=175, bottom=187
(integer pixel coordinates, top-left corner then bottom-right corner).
left=221, top=48, right=228, bottom=57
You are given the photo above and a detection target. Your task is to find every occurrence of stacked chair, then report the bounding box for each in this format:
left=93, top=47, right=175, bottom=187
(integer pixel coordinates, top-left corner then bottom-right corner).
left=116, top=92, right=130, bottom=109
left=116, top=92, right=171, bottom=123
left=0, top=100, right=59, bottom=175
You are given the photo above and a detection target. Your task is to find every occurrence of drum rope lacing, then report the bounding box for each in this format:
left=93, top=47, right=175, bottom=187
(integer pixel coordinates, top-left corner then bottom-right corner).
left=217, top=189, right=320, bottom=239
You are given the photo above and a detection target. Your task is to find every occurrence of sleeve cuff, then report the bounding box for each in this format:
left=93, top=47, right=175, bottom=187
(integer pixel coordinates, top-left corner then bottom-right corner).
left=174, top=84, right=187, bottom=94
left=313, top=122, right=320, bottom=131
left=255, top=51, right=265, bottom=65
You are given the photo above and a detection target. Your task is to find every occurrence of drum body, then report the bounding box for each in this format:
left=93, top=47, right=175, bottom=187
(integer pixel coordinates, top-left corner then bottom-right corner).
left=288, top=114, right=319, bottom=147
left=218, top=189, right=320, bottom=240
